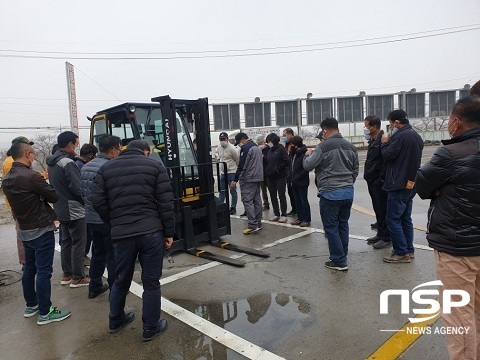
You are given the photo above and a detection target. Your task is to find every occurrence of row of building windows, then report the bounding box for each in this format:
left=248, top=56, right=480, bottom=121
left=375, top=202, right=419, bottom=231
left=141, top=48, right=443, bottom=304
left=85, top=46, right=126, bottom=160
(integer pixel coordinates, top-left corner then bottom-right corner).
left=212, top=90, right=462, bottom=130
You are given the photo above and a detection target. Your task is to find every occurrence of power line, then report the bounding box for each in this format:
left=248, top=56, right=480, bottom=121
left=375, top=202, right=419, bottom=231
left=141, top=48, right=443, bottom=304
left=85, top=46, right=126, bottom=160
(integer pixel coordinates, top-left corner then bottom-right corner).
left=1, top=24, right=477, bottom=56
left=0, top=27, right=478, bottom=60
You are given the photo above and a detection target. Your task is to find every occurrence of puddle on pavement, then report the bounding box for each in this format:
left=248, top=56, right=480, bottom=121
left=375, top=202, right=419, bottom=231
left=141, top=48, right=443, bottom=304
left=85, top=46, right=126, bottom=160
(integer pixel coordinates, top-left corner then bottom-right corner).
left=172, top=293, right=311, bottom=352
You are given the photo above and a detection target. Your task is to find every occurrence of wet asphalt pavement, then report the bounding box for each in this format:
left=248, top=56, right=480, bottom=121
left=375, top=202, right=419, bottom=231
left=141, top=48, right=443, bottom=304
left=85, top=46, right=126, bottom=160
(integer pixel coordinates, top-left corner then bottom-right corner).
left=0, top=146, right=450, bottom=360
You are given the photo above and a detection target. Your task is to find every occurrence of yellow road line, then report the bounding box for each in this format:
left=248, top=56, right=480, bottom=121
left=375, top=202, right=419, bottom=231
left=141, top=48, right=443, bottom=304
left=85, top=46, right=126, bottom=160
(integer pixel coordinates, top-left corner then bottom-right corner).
left=352, top=204, right=427, bottom=232
left=366, top=311, right=441, bottom=360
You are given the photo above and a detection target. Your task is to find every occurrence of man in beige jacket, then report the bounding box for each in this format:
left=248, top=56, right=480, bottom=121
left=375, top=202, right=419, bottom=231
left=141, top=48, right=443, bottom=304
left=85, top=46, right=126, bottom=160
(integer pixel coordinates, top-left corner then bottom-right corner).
left=215, top=132, right=239, bottom=215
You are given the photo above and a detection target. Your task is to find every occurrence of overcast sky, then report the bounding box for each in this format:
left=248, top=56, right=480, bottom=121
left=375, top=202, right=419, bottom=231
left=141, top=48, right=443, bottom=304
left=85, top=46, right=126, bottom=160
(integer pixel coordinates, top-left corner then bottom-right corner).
left=0, top=0, right=479, bottom=149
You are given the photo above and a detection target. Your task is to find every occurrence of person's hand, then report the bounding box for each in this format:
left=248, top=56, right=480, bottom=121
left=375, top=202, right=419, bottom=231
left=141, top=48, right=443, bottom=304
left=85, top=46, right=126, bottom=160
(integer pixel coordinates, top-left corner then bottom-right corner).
left=230, top=181, right=237, bottom=189
left=164, top=237, right=173, bottom=249
left=381, top=133, right=390, bottom=143
left=306, top=149, right=313, bottom=156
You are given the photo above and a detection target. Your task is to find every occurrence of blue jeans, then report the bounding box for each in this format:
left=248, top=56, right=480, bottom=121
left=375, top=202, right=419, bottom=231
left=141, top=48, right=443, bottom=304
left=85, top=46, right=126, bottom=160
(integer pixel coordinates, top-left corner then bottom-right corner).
left=88, top=223, right=116, bottom=293
left=386, top=189, right=415, bottom=256
left=109, top=232, right=164, bottom=331
left=292, top=185, right=311, bottom=222
left=319, top=197, right=353, bottom=267
left=22, top=231, right=55, bottom=316
left=218, top=173, right=237, bottom=209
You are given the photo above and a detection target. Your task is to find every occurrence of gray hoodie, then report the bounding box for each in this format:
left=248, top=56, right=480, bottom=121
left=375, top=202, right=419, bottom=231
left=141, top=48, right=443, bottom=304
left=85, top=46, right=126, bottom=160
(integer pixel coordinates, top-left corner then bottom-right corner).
left=46, top=149, right=85, bottom=222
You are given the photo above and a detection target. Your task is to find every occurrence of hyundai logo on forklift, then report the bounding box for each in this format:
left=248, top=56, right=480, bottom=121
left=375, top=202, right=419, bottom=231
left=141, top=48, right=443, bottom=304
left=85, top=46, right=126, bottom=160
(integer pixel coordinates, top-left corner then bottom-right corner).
left=88, top=95, right=269, bottom=267
left=163, top=117, right=174, bottom=162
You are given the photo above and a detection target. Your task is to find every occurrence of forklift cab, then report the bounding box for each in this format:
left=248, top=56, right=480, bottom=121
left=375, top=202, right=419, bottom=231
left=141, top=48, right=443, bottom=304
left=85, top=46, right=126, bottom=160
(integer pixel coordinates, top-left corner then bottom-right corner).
left=90, top=103, right=196, bottom=171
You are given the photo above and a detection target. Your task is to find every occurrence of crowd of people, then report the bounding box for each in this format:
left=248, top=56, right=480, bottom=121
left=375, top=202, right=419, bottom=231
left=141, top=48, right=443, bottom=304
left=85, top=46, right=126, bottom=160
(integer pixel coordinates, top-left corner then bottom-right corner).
left=2, top=81, right=480, bottom=356
left=2, top=134, right=173, bottom=342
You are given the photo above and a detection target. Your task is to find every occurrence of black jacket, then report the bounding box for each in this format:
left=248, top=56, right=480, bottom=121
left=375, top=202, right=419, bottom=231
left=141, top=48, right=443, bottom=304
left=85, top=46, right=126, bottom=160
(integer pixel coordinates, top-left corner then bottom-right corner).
left=3, top=162, right=58, bottom=230
left=381, top=124, right=424, bottom=191
left=46, top=149, right=84, bottom=221
left=290, top=146, right=310, bottom=187
left=364, top=131, right=386, bottom=182
left=416, top=129, right=480, bottom=256
left=91, top=148, right=175, bottom=240
left=265, top=144, right=290, bottom=180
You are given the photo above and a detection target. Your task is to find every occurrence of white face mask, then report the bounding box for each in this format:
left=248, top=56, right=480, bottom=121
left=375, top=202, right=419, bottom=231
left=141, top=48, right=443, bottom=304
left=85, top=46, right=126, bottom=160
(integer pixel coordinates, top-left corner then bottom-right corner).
left=220, top=141, right=228, bottom=148
left=238, top=142, right=244, bottom=148
left=267, top=142, right=274, bottom=148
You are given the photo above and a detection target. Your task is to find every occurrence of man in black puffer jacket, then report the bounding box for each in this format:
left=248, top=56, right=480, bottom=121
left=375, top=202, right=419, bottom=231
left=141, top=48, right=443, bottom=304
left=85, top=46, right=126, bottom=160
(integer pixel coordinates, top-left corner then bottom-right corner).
left=91, top=140, right=175, bottom=342
left=416, top=95, right=480, bottom=359
left=289, top=136, right=310, bottom=227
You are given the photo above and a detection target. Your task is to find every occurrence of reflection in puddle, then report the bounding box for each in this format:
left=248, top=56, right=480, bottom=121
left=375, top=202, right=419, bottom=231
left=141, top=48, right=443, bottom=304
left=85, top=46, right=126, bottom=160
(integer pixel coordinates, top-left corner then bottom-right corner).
left=171, top=293, right=311, bottom=359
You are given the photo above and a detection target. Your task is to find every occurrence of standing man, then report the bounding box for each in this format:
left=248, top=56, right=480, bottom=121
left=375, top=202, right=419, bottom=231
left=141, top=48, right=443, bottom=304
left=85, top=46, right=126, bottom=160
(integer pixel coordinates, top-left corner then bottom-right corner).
left=91, top=140, right=175, bottom=342
left=3, top=141, right=70, bottom=325
left=46, top=131, right=89, bottom=287
left=282, top=128, right=296, bottom=216
left=256, top=135, right=270, bottom=211
left=75, top=143, right=98, bottom=266
left=416, top=95, right=480, bottom=359
left=381, top=110, right=423, bottom=263
left=215, top=132, right=239, bottom=215
left=75, top=143, right=98, bottom=170
left=80, top=135, right=121, bottom=299
left=230, top=133, right=264, bottom=235
left=363, top=115, right=391, bottom=249
left=2, top=136, right=34, bottom=269
left=303, top=118, right=359, bottom=271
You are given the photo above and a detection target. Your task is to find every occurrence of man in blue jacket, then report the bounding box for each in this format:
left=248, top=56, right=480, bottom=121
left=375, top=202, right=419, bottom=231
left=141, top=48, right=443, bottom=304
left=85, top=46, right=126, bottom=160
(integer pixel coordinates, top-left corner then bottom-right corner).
left=80, top=135, right=121, bottom=299
left=381, top=110, right=423, bottom=263
left=230, top=133, right=264, bottom=235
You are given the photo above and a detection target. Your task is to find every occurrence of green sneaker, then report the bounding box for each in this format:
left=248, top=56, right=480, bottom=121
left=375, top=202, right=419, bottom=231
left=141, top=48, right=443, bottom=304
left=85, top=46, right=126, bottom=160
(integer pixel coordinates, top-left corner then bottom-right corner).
left=24, top=304, right=39, bottom=318
left=37, top=306, right=71, bottom=325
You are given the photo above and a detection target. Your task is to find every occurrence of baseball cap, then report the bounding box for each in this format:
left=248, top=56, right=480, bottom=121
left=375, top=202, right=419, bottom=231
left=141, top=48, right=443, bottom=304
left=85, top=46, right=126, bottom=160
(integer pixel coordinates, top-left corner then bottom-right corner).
left=219, top=132, right=229, bottom=139
left=11, top=136, right=34, bottom=145
left=234, top=132, right=248, bottom=146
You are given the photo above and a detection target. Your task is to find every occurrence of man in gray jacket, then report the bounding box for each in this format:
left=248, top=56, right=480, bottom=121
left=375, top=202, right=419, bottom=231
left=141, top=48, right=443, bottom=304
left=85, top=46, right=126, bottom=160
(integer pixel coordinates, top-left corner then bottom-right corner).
left=303, top=118, right=359, bottom=271
left=80, top=135, right=121, bottom=299
left=46, top=131, right=89, bottom=287
left=230, top=133, right=264, bottom=234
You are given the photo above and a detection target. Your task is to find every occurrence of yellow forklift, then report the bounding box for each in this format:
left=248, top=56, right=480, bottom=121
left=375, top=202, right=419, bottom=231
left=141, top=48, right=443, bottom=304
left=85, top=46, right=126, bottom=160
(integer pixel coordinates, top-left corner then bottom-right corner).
left=89, top=95, right=269, bottom=266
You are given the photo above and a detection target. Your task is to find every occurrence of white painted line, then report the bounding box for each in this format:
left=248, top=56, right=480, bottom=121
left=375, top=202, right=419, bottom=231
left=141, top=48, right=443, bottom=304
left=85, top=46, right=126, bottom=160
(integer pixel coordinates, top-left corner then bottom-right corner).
left=161, top=261, right=220, bottom=285
left=128, top=280, right=285, bottom=360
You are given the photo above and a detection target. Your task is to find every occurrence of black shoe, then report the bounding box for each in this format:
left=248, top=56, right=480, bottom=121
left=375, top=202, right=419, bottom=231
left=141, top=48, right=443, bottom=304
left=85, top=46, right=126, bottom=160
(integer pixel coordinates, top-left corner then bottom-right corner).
left=88, top=283, right=109, bottom=299
left=286, top=211, right=297, bottom=217
left=109, top=312, right=135, bottom=333
left=240, top=211, right=247, bottom=217
left=371, top=222, right=378, bottom=229
left=367, top=235, right=381, bottom=245
left=373, top=240, right=392, bottom=249
left=229, top=208, right=236, bottom=215
left=142, top=319, right=168, bottom=342
left=324, top=261, right=348, bottom=271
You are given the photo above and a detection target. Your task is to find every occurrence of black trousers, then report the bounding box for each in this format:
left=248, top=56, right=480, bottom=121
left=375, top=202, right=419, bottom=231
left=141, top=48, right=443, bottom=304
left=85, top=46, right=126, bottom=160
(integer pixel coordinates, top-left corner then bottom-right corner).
left=367, top=178, right=390, bottom=241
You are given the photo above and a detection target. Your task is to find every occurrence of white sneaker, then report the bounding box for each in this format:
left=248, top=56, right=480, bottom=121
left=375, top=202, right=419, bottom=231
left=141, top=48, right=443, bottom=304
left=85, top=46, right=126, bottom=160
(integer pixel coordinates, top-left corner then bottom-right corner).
left=278, top=217, right=288, bottom=223
left=269, top=216, right=280, bottom=222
